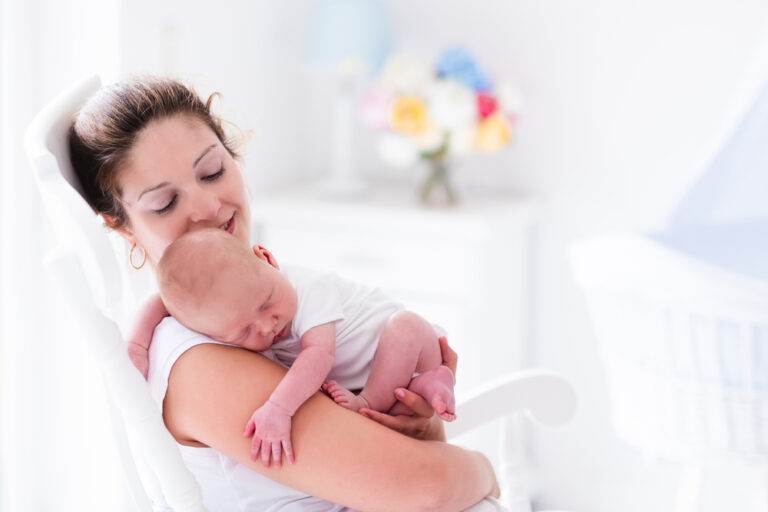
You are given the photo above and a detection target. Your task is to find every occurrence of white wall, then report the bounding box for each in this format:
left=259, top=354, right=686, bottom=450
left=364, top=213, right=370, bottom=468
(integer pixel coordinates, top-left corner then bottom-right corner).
left=1, top=1, right=132, bottom=510
left=118, top=1, right=768, bottom=510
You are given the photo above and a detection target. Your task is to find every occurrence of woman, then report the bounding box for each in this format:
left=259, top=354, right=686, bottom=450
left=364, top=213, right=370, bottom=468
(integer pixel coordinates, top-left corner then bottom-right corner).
left=69, top=76, right=501, bottom=511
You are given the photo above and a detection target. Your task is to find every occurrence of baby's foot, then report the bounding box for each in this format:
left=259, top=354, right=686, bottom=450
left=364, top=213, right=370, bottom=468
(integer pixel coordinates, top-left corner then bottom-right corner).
left=408, top=366, right=456, bottom=421
left=322, top=380, right=370, bottom=412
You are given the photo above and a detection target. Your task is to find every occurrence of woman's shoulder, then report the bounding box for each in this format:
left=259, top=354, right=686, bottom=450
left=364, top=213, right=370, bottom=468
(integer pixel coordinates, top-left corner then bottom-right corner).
left=147, top=317, right=225, bottom=406
left=147, top=317, right=284, bottom=410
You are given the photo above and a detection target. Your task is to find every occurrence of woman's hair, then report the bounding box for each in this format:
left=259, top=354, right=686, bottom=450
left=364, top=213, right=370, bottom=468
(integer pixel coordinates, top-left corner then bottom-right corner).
left=69, top=76, right=240, bottom=229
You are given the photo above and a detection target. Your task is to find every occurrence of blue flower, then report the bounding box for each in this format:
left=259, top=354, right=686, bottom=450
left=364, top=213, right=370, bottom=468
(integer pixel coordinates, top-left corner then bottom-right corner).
left=435, top=47, right=493, bottom=92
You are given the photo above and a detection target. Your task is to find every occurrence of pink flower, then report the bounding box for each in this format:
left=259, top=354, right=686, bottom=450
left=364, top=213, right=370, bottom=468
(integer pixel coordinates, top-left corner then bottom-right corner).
left=360, top=87, right=391, bottom=130
left=476, top=92, right=498, bottom=120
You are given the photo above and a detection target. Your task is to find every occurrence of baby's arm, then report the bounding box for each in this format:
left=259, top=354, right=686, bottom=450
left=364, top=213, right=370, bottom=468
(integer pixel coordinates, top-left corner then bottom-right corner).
left=244, top=322, right=335, bottom=468
left=125, top=294, right=169, bottom=379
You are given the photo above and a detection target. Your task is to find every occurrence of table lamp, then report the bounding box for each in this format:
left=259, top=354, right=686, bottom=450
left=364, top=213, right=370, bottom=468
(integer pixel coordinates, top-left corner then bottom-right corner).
left=307, top=0, right=392, bottom=196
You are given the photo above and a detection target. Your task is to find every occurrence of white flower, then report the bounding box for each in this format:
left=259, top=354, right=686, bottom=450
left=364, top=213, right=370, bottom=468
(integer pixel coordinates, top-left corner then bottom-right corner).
left=413, top=125, right=444, bottom=153
left=378, top=133, right=419, bottom=167
left=426, top=79, right=476, bottom=132
left=448, top=125, right=476, bottom=156
left=379, top=55, right=433, bottom=96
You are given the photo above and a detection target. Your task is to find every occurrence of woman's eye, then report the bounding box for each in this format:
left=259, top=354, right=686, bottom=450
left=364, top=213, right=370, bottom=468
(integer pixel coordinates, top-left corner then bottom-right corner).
left=154, top=195, right=177, bottom=214
left=202, top=168, right=225, bottom=182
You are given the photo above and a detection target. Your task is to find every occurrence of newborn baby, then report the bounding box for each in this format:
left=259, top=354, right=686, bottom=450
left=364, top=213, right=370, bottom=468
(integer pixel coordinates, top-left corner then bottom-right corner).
left=153, top=228, right=456, bottom=467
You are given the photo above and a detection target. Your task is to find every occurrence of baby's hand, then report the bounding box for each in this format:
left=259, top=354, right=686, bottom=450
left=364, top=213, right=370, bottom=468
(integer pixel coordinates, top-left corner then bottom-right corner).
left=126, top=342, right=149, bottom=380
left=243, top=400, right=295, bottom=468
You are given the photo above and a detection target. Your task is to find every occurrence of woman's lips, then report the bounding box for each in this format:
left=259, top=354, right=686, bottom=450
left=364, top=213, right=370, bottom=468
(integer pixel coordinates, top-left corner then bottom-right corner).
left=220, top=214, right=235, bottom=233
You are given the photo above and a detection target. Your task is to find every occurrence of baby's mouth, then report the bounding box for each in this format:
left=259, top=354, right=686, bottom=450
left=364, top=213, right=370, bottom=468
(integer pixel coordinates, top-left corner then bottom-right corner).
left=274, top=324, right=288, bottom=343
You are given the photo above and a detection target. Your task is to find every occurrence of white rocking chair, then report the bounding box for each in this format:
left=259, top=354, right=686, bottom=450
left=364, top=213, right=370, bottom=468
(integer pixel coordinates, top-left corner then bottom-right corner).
left=25, top=76, right=577, bottom=512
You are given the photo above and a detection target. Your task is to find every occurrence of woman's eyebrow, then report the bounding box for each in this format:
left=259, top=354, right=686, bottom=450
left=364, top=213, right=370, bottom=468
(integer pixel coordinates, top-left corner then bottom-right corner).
left=136, top=143, right=218, bottom=202
left=137, top=182, right=170, bottom=202
left=194, top=143, right=218, bottom=167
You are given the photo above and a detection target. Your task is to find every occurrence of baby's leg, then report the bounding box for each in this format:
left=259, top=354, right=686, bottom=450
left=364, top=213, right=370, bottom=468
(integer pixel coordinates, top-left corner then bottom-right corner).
left=325, top=310, right=455, bottom=420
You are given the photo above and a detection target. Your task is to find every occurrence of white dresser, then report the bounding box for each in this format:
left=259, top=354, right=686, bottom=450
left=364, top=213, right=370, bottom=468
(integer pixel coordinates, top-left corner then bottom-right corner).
left=251, top=186, right=539, bottom=393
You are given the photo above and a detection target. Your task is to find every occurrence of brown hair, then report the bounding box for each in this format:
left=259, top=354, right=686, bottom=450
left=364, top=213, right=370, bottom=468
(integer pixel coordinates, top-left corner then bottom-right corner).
left=69, top=76, right=240, bottom=229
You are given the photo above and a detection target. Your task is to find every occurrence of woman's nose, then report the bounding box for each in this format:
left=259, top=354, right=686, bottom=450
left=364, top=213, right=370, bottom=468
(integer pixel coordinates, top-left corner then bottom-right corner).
left=189, top=187, right=221, bottom=222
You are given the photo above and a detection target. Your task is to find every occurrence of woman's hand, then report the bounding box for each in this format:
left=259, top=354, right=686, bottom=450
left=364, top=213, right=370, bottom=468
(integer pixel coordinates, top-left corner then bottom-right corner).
left=358, top=336, right=457, bottom=441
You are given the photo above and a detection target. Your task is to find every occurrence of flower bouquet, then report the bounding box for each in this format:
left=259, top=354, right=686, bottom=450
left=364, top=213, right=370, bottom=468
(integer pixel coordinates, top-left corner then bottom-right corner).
left=362, top=47, right=521, bottom=205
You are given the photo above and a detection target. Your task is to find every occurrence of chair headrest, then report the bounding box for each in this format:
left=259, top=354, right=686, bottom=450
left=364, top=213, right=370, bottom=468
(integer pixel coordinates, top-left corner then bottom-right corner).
left=25, top=75, right=101, bottom=202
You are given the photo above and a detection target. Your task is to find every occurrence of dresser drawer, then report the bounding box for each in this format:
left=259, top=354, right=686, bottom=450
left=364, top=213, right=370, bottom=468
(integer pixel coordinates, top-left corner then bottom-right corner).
left=261, top=225, right=477, bottom=299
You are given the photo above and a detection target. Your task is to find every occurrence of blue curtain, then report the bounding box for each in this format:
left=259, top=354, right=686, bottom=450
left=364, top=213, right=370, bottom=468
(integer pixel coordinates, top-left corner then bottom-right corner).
left=655, top=81, right=768, bottom=278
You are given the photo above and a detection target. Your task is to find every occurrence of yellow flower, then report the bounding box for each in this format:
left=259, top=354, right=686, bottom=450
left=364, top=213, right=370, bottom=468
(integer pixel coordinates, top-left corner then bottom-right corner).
left=389, top=96, right=430, bottom=137
left=474, top=113, right=511, bottom=152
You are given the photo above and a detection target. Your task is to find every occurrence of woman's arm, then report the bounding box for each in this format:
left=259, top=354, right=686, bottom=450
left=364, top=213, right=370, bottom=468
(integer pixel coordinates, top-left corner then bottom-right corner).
left=163, top=343, right=497, bottom=512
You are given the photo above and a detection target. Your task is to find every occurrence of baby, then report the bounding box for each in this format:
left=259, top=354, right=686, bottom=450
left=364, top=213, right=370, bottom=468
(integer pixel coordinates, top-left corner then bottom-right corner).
left=143, top=228, right=456, bottom=468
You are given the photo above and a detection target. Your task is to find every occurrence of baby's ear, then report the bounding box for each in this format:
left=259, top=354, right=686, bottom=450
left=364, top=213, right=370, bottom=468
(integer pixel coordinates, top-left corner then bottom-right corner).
left=252, top=245, right=280, bottom=270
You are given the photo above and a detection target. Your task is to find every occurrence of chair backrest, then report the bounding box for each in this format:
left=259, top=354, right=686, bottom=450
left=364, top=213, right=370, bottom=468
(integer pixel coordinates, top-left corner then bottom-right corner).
left=25, top=76, right=207, bottom=512
left=25, top=76, right=126, bottom=319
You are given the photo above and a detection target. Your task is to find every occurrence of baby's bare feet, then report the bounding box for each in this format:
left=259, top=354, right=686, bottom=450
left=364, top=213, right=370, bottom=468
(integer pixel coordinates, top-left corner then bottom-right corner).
left=408, top=366, right=456, bottom=421
left=322, top=380, right=370, bottom=412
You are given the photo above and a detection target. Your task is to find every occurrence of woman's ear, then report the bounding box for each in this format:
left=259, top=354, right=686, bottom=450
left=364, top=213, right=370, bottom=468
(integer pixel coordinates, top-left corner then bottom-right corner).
left=252, top=245, right=280, bottom=270
left=102, top=215, right=137, bottom=246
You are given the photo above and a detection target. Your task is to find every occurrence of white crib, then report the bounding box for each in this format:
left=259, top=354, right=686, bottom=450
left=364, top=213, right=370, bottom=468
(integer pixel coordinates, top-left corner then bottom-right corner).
left=571, top=232, right=768, bottom=511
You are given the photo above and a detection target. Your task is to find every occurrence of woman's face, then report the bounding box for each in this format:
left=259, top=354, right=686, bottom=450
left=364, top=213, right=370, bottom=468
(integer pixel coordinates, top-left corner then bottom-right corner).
left=115, top=114, right=251, bottom=266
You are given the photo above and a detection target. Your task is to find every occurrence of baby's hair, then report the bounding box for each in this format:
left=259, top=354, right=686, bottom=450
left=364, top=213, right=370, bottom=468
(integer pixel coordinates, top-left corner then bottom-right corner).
left=157, top=228, right=254, bottom=323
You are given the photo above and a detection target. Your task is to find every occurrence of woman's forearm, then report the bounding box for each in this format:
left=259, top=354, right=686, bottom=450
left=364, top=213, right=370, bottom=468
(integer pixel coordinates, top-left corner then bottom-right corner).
left=417, top=444, right=499, bottom=510
left=164, top=344, right=498, bottom=512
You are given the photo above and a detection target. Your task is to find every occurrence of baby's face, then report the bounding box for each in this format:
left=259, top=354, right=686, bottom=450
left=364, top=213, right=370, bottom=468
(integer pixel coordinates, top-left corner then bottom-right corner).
left=192, top=257, right=297, bottom=351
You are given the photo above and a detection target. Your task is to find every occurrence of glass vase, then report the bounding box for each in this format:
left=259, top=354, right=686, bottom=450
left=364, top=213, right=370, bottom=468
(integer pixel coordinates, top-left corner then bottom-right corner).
left=419, top=157, right=457, bottom=206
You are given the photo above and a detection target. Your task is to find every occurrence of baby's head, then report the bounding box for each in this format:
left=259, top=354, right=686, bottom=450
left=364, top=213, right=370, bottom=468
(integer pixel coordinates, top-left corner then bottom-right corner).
left=158, top=228, right=297, bottom=351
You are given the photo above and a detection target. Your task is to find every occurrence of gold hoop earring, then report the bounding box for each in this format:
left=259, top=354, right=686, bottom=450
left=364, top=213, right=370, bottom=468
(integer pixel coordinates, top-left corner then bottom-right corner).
left=129, top=244, right=146, bottom=270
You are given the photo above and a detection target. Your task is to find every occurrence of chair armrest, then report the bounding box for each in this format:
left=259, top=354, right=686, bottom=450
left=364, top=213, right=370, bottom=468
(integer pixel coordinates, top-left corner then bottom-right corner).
left=446, top=369, right=577, bottom=439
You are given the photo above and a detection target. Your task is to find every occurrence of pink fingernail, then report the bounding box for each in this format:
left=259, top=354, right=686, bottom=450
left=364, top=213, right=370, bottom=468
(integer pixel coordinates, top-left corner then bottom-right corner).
left=395, top=388, right=406, bottom=399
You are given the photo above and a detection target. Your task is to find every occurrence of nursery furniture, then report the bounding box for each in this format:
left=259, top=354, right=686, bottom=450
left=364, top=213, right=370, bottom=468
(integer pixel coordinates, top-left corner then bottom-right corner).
left=571, top=232, right=768, bottom=512
left=26, top=75, right=577, bottom=511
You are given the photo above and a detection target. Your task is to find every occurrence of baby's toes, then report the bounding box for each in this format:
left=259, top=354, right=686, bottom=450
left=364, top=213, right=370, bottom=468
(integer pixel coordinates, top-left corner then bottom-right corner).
left=439, top=411, right=457, bottom=422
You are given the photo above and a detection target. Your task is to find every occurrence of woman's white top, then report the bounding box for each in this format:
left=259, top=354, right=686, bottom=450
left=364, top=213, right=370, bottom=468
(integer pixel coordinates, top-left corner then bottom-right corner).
left=148, top=315, right=353, bottom=512
left=145, top=267, right=507, bottom=511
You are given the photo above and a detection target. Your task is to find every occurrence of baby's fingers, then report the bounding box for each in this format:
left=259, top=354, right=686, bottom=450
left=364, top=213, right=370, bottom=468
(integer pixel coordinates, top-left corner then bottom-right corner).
left=244, top=418, right=255, bottom=437
left=261, top=440, right=272, bottom=468
left=283, top=439, right=295, bottom=465
left=271, top=442, right=282, bottom=468
left=250, top=437, right=262, bottom=463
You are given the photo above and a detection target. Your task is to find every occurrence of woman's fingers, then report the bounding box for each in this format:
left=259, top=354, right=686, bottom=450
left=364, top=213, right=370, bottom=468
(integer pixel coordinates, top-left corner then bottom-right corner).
left=359, top=408, right=403, bottom=431
left=438, top=336, right=458, bottom=379
left=393, top=387, right=434, bottom=418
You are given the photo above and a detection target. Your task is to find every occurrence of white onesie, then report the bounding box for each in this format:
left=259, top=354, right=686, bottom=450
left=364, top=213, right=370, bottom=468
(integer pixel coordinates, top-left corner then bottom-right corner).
left=270, top=265, right=404, bottom=390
